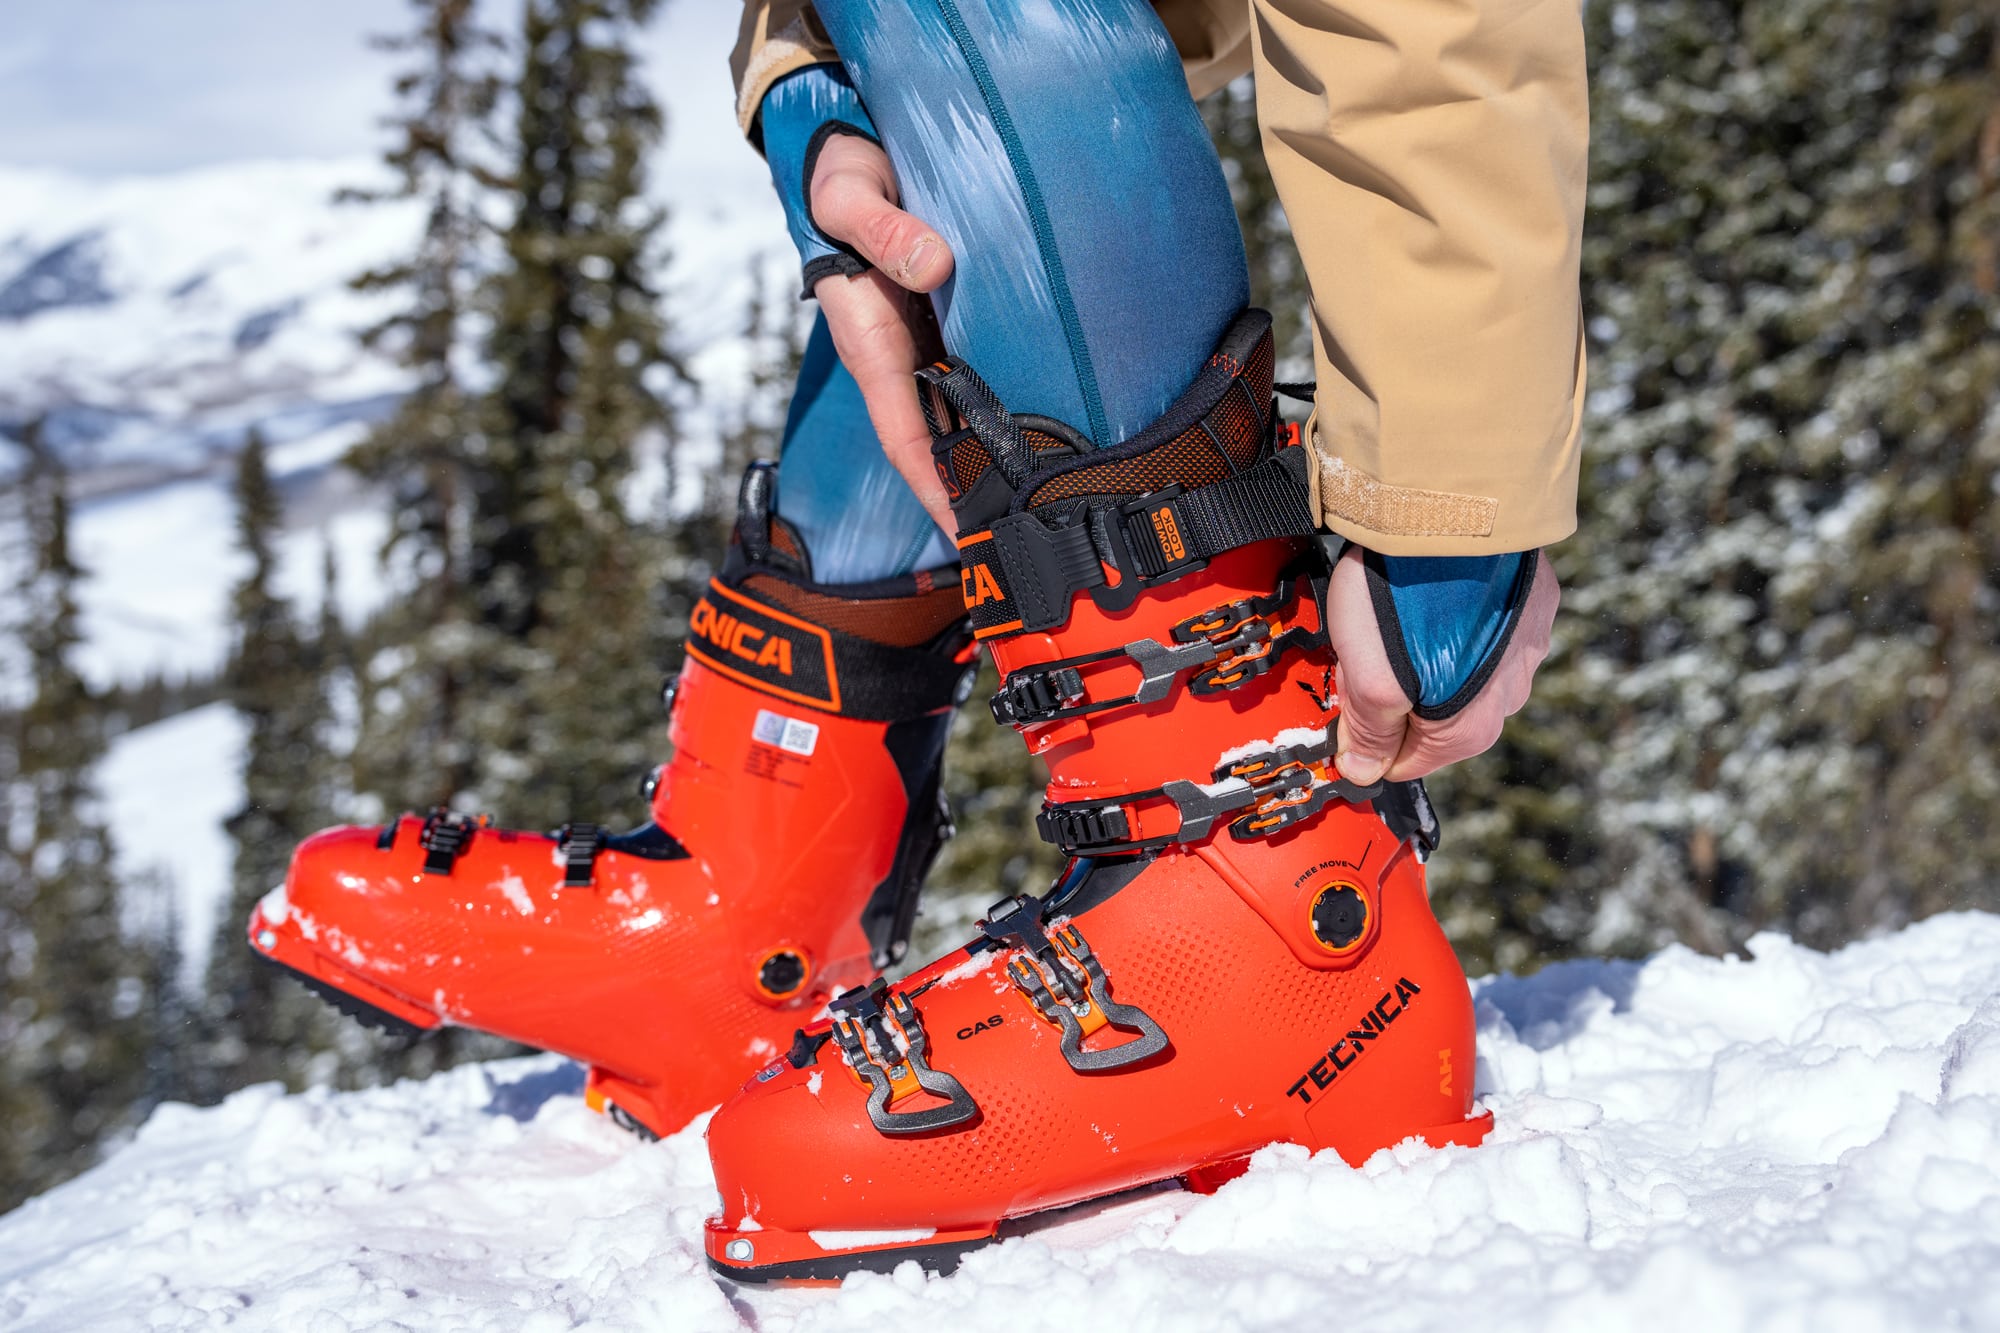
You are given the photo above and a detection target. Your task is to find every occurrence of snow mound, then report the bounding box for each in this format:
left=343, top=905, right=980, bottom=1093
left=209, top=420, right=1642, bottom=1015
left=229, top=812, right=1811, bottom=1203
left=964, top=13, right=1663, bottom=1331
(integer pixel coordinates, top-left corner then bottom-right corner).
left=4, top=915, right=1998, bottom=1331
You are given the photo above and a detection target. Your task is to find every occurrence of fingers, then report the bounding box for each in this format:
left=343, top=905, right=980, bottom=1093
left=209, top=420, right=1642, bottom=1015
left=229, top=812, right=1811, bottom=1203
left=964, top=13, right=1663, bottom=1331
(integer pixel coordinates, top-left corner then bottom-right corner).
left=816, top=270, right=956, bottom=533
left=1324, top=548, right=1414, bottom=787
left=809, top=134, right=955, bottom=294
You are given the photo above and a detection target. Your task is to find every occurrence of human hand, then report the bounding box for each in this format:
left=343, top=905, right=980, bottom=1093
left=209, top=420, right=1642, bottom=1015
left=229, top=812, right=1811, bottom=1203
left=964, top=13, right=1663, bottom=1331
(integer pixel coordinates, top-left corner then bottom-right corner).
left=808, top=133, right=959, bottom=534
left=1325, top=545, right=1559, bottom=784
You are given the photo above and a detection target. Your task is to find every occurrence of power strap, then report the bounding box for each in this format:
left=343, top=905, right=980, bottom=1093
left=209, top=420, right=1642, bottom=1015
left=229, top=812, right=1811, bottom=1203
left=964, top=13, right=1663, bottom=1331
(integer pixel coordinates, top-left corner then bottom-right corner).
left=957, top=446, right=1317, bottom=641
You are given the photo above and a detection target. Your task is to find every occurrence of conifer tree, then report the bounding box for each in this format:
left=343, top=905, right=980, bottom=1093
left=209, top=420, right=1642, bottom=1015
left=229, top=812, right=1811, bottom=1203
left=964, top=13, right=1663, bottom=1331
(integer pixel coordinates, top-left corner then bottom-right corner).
left=1427, top=0, right=2000, bottom=967
left=193, top=431, right=338, bottom=1102
left=0, top=426, right=152, bottom=1210
left=469, top=0, right=684, bottom=828
left=343, top=0, right=504, bottom=813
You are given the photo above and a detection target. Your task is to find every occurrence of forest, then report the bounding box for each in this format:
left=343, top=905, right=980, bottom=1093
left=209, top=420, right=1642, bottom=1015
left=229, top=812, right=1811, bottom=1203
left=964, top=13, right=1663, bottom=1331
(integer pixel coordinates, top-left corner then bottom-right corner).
left=1, top=0, right=1995, bottom=1215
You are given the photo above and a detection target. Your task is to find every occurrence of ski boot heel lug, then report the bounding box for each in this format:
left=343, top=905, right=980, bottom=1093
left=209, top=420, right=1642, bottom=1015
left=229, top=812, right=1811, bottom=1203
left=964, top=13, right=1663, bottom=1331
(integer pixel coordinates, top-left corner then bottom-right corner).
left=703, top=1216, right=997, bottom=1285
left=582, top=1067, right=686, bottom=1142
left=1180, top=1154, right=1255, bottom=1195
left=1421, top=1107, right=1494, bottom=1151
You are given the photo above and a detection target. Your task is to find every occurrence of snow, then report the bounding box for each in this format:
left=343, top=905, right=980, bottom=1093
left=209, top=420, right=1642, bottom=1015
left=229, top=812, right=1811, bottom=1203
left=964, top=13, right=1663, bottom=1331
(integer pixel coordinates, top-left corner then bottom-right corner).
left=5, top=913, right=1998, bottom=1329
left=96, top=701, right=246, bottom=983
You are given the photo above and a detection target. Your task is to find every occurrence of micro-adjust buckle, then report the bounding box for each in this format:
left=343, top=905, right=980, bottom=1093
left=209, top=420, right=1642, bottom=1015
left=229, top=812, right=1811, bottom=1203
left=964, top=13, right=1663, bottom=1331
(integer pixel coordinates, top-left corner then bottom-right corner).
left=1036, top=733, right=1386, bottom=857
left=979, top=895, right=1168, bottom=1073
left=553, top=822, right=605, bottom=888
left=991, top=665, right=1086, bottom=726
left=990, top=577, right=1313, bottom=728
left=827, top=979, right=979, bottom=1136
left=417, top=807, right=483, bottom=877
left=1035, top=802, right=1131, bottom=851
left=1111, top=486, right=1207, bottom=583
left=1161, top=736, right=1385, bottom=845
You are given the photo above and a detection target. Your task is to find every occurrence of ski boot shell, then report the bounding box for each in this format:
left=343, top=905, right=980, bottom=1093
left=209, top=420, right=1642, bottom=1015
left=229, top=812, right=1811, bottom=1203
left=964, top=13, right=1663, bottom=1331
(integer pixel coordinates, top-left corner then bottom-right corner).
left=248, top=469, right=975, bottom=1138
left=703, top=310, right=1490, bottom=1282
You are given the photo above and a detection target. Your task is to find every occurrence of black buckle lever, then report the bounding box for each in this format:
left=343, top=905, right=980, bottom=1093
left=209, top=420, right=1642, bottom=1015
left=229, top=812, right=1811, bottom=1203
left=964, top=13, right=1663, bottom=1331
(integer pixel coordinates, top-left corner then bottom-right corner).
left=828, top=980, right=979, bottom=1136
left=417, top=808, right=480, bottom=877
left=979, top=895, right=1169, bottom=1074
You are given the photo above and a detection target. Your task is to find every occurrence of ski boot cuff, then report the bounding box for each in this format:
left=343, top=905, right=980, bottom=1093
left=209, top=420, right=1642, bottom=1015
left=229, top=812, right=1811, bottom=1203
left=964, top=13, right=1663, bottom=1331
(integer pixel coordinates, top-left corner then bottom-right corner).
left=924, top=308, right=1322, bottom=642
left=690, top=462, right=975, bottom=722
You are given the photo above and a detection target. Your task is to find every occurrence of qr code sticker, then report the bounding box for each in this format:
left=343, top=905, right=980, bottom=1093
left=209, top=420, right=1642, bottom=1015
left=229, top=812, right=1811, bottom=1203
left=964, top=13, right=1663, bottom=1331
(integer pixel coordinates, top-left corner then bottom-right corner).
left=779, top=717, right=820, bottom=756
left=753, top=710, right=819, bottom=757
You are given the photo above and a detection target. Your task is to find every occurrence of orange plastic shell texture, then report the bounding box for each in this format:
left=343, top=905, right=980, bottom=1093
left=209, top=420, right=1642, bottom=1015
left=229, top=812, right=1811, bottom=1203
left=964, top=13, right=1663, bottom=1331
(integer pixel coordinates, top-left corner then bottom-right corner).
left=704, top=533, right=1491, bottom=1280
left=247, top=655, right=923, bottom=1137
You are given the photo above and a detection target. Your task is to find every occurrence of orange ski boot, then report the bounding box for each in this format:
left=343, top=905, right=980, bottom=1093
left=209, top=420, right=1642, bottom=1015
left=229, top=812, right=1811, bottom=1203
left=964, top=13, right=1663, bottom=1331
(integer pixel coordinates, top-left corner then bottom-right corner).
left=703, top=310, right=1492, bottom=1282
left=247, top=463, right=977, bottom=1138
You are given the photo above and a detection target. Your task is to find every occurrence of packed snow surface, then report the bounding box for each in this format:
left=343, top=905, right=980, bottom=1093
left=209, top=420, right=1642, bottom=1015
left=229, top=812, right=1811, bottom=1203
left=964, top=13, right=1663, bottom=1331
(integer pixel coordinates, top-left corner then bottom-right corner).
left=5, top=914, right=1998, bottom=1331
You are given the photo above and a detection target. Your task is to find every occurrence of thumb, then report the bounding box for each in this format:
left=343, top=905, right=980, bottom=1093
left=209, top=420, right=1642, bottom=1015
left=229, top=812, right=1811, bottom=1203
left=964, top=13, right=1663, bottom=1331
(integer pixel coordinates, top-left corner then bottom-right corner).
left=810, top=134, right=954, bottom=294
left=1324, top=546, right=1413, bottom=787
left=1333, top=664, right=1411, bottom=788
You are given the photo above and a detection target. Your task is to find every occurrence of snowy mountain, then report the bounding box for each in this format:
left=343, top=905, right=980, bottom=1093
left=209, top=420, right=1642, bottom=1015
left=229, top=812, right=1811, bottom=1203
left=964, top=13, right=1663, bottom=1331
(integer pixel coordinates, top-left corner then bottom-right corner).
left=3, top=914, right=1996, bottom=1330
left=1, top=17, right=795, bottom=980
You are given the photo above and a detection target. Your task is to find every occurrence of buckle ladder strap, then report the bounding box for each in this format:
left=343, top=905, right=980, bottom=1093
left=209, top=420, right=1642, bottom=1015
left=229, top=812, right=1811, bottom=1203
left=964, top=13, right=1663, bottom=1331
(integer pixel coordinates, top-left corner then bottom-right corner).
left=989, top=569, right=1326, bottom=727
left=979, top=896, right=1168, bottom=1074
left=554, top=822, right=605, bottom=888
left=828, top=979, right=979, bottom=1136
left=418, top=808, right=479, bottom=877
left=1036, top=732, right=1388, bottom=857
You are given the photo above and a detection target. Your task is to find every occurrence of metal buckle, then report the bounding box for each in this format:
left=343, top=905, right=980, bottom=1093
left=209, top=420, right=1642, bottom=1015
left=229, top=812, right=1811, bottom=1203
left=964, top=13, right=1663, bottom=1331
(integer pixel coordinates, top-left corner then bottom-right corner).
left=827, top=980, right=979, bottom=1135
left=990, top=577, right=1311, bottom=728
left=979, top=895, right=1168, bottom=1073
left=417, top=807, right=482, bottom=877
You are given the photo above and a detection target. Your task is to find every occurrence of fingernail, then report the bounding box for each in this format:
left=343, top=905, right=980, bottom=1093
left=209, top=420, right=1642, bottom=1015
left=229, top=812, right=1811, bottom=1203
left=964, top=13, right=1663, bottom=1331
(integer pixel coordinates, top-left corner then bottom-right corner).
left=895, top=237, right=935, bottom=284
left=1336, top=751, right=1385, bottom=786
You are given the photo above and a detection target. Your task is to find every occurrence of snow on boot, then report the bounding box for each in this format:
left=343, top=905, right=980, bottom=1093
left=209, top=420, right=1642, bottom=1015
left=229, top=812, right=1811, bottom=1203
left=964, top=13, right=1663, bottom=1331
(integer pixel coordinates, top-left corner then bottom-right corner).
left=247, top=463, right=976, bottom=1139
left=703, top=310, right=1491, bottom=1282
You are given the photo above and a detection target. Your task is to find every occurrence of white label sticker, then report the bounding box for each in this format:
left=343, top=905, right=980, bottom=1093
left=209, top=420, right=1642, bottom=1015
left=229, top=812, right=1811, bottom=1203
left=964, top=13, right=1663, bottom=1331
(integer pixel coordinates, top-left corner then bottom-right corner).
left=752, top=710, right=787, bottom=746
left=753, top=709, right=819, bottom=757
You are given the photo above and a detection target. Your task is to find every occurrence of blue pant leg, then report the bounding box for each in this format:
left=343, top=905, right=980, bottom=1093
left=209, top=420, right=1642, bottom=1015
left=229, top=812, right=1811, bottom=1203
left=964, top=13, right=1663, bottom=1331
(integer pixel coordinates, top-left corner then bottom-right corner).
left=773, top=312, right=957, bottom=584
left=811, top=0, right=1249, bottom=447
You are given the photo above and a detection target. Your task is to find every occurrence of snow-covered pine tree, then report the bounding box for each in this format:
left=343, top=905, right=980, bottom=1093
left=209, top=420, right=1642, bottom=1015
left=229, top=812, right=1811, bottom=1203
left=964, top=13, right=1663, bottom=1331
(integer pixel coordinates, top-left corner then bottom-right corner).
left=343, top=0, right=505, bottom=814
left=190, top=431, right=341, bottom=1103
left=1430, top=0, right=2000, bottom=964
left=467, top=0, right=685, bottom=829
left=0, top=427, right=152, bottom=1211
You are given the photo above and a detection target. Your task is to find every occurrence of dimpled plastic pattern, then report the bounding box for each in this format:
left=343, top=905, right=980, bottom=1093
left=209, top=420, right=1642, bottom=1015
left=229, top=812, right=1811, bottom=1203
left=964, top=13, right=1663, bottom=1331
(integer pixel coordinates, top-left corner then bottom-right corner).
left=248, top=654, right=922, bottom=1138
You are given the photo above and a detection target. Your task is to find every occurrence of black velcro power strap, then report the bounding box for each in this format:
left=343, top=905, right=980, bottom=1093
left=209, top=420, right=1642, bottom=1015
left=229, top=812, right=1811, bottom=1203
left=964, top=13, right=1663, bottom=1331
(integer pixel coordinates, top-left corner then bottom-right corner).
left=1116, top=448, right=1316, bottom=579
left=957, top=513, right=1107, bottom=639
left=963, top=446, right=1318, bottom=640
left=687, top=579, right=971, bottom=722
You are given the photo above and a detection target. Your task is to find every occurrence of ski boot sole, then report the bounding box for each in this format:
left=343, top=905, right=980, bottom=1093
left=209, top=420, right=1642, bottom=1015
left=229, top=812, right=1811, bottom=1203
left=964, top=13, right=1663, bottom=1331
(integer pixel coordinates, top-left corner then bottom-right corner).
left=702, top=1110, right=1494, bottom=1284
left=255, top=923, right=687, bottom=1142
